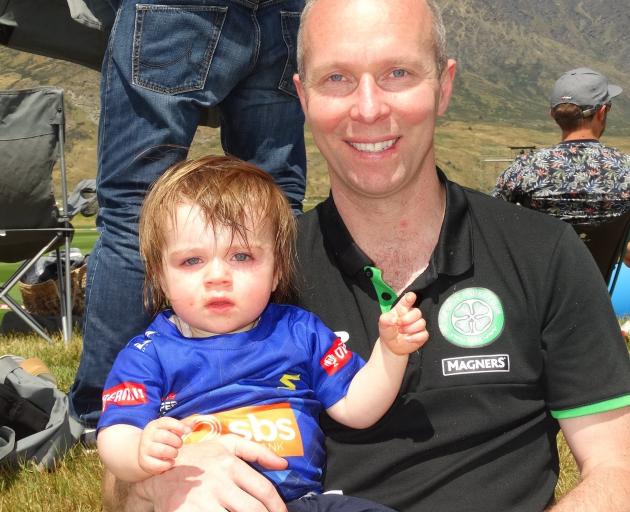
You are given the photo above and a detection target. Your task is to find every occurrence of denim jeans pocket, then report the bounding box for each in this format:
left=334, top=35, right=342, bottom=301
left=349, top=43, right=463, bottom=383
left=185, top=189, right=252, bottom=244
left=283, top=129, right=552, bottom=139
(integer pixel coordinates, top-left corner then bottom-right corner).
left=278, top=10, right=300, bottom=98
left=132, top=4, right=228, bottom=94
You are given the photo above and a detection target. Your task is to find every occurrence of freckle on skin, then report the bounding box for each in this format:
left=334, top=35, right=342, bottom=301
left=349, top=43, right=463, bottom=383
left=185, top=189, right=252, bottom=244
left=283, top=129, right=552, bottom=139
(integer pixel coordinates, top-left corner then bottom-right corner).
left=400, top=220, right=408, bottom=229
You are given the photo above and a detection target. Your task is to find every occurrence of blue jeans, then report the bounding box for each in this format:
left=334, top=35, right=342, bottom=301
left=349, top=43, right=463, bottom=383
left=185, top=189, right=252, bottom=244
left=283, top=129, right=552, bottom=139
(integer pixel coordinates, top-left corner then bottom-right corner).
left=69, top=0, right=306, bottom=427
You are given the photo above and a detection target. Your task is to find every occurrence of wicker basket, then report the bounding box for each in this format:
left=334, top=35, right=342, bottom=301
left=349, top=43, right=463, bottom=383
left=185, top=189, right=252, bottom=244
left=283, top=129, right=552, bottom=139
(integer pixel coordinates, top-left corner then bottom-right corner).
left=19, top=263, right=87, bottom=316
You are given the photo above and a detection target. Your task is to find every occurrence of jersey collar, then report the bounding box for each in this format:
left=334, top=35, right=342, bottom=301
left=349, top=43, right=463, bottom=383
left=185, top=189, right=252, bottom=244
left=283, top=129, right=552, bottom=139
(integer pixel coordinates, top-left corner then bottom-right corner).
left=315, top=168, right=473, bottom=291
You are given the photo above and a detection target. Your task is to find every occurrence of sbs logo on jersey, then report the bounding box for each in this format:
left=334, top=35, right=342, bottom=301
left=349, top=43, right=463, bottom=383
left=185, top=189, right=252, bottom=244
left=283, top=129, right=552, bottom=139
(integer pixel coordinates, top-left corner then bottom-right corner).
left=438, top=288, right=505, bottom=348
left=182, top=403, right=304, bottom=456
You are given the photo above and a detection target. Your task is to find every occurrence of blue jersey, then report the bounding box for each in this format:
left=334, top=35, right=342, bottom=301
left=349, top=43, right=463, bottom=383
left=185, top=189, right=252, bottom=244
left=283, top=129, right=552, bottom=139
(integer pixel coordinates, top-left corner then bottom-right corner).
left=98, top=303, right=365, bottom=500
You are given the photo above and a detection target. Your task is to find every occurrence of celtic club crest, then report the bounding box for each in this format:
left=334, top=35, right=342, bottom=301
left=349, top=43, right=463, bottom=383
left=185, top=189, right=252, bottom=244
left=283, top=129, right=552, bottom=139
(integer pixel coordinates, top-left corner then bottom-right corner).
left=438, top=288, right=505, bottom=348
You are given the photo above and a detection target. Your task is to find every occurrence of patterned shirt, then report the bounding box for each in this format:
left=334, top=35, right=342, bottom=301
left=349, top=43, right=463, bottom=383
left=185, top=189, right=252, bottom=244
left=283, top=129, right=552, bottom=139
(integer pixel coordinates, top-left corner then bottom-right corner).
left=492, top=140, right=630, bottom=224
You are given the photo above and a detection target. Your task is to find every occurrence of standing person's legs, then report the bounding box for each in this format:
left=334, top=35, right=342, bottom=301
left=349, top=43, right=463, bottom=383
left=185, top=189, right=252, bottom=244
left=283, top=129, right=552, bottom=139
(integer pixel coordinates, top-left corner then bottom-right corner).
left=220, top=0, right=306, bottom=214
left=69, top=0, right=253, bottom=427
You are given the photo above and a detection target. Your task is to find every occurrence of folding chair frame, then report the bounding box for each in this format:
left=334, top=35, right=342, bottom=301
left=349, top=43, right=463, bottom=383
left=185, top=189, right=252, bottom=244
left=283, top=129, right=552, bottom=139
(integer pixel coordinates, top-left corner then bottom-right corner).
left=0, top=227, right=73, bottom=342
left=0, top=89, right=73, bottom=343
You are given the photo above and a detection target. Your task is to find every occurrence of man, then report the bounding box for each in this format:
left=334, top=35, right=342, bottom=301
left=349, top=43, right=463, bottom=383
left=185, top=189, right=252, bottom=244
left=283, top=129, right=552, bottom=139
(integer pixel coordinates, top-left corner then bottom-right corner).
left=493, top=68, right=629, bottom=223
left=104, top=1, right=630, bottom=510
left=69, top=0, right=307, bottom=433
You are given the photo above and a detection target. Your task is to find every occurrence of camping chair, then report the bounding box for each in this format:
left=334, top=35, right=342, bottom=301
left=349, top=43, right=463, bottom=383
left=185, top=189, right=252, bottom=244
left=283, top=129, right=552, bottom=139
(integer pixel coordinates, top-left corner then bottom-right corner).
left=514, top=193, right=630, bottom=295
left=571, top=211, right=630, bottom=296
left=0, top=87, right=75, bottom=343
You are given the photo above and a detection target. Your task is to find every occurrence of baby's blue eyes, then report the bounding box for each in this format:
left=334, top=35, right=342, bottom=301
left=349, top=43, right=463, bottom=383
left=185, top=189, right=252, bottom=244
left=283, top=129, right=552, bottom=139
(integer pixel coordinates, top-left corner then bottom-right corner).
left=179, top=253, right=251, bottom=266
left=232, top=253, right=251, bottom=262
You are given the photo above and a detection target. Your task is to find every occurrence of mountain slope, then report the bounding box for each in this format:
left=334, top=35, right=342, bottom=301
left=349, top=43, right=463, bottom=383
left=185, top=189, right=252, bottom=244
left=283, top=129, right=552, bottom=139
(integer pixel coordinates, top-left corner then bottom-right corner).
left=1, top=0, right=628, bottom=192
left=441, top=0, right=630, bottom=132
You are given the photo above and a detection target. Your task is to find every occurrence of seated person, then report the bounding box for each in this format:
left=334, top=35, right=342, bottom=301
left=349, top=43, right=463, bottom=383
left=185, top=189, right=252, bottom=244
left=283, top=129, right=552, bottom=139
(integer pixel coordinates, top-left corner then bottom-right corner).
left=96, top=155, right=428, bottom=511
left=493, top=67, right=629, bottom=224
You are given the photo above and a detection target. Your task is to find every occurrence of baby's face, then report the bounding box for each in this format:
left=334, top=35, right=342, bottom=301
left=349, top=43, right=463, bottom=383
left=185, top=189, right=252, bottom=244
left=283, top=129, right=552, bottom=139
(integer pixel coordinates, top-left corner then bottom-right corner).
left=160, top=202, right=278, bottom=337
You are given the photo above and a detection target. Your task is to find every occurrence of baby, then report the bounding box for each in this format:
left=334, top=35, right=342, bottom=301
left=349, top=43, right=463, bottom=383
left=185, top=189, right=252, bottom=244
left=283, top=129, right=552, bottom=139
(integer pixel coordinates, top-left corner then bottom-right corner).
left=97, top=155, right=428, bottom=511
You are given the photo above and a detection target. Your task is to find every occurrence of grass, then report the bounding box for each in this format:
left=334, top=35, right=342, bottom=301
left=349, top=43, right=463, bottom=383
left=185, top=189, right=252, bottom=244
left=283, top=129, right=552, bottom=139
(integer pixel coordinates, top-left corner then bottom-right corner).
left=0, top=334, right=103, bottom=512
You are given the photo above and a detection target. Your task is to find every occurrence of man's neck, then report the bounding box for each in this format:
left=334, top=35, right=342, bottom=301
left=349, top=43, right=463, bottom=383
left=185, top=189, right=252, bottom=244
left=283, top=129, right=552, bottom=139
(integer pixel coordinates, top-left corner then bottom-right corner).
left=332, top=169, right=446, bottom=292
left=561, top=126, right=599, bottom=142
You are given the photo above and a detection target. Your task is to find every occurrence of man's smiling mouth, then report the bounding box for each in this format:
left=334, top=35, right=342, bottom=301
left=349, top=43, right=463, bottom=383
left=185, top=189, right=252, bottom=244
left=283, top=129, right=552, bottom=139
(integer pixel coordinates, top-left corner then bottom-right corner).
left=347, top=138, right=398, bottom=153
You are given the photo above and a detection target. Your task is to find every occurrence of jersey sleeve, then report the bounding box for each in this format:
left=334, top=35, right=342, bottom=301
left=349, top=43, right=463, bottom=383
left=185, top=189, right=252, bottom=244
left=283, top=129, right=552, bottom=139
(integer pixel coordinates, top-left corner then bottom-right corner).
left=97, top=336, right=165, bottom=431
left=542, top=225, right=630, bottom=417
left=303, top=312, right=366, bottom=409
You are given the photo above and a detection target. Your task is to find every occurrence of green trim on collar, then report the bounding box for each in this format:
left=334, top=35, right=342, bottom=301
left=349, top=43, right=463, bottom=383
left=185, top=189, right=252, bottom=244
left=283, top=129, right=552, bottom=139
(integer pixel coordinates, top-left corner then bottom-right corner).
left=364, top=266, right=398, bottom=313
left=550, top=395, right=630, bottom=419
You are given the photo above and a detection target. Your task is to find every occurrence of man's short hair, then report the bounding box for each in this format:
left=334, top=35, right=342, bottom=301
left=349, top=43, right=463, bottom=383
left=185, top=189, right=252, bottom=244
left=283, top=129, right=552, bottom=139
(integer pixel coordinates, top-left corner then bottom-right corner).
left=138, top=155, right=297, bottom=314
left=550, top=103, right=593, bottom=132
left=296, top=0, right=448, bottom=80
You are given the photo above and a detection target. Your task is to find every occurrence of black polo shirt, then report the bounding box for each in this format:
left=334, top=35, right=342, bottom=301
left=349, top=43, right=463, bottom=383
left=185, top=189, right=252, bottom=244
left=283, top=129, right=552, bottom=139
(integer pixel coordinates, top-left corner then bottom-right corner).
left=295, top=171, right=630, bottom=512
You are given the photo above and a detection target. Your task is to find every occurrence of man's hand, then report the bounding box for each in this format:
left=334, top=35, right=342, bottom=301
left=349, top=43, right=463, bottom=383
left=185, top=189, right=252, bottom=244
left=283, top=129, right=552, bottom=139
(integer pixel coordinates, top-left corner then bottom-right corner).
left=139, top=417, right=190, bottom=476
left=134, top=434, right=289, bottom=512
left=378, top=292, right=428, bottom=355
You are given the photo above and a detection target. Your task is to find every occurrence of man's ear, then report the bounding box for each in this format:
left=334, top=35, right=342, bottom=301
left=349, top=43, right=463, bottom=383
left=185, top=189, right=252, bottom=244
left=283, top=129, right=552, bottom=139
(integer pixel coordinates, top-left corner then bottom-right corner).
left=293, top=73, right=309, bottom=115
left=437, top=59, right=457, bottom=116
left=595, top=104, right=608, bottom=121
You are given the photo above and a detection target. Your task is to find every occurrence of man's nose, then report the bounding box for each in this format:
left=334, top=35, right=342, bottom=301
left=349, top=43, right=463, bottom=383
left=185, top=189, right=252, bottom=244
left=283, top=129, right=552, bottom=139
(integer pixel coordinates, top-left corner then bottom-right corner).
left=349, top=74, right=390, bottom=123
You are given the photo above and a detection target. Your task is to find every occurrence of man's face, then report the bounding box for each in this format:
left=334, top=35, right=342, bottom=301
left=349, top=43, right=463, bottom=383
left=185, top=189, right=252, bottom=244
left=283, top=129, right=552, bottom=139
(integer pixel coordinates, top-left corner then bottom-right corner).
left=294, top=0, right=456, bottom=201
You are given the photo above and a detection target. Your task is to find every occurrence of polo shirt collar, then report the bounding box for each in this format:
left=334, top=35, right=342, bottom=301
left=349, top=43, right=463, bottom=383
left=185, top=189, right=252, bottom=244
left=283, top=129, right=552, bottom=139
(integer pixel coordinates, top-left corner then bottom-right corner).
left=317, top=169, right=473, bottom=288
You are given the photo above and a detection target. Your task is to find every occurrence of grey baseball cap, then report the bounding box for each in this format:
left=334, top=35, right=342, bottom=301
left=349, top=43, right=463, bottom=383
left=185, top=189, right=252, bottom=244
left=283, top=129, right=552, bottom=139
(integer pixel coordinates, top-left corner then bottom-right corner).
left=550, top=67, right=622, bottom=109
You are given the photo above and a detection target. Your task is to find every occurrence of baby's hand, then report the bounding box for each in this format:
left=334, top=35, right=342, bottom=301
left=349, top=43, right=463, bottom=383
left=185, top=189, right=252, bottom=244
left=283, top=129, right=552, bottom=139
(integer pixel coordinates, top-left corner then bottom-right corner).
left=378, top=292, right=428, bottom=355
left=139, top=417, right=191, bottom=476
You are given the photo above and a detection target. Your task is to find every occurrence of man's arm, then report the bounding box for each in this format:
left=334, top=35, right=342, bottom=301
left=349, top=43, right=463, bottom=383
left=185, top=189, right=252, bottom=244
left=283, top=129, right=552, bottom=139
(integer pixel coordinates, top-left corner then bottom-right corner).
left=547, top=407, right=630, bottom=511
left=102, top=434, right=289, bottom=512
